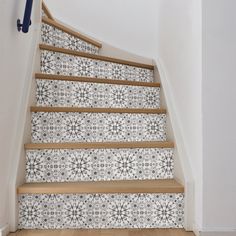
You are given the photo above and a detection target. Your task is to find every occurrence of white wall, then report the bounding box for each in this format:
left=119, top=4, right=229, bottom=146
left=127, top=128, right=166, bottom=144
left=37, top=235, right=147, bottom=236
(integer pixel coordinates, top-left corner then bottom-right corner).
left=44, top=0, right=159, bottom=59
left=154, top=0, right=202, bottom=231
left=0, top=0, right=40, bottom=233
left=202, top=0, right=236, bottom=234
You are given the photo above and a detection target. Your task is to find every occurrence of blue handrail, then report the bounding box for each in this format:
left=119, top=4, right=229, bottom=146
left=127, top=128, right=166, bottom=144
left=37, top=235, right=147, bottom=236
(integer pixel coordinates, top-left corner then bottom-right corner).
left=17, top=0, right=33, bottom=33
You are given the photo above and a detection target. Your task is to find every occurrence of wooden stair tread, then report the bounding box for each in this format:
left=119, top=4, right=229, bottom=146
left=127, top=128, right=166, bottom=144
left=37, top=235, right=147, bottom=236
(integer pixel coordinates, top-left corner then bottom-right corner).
left=42, top=17, right=102, bottom=48
left=8, top=229, right=195, bottom=236
left=42, top=2, right=55, bottom=21
left=18, top=179, right=184, bottom=194
left=39, top=44, right=154, bottom=70
left=35, top=73, right=161, bottom=87
left=31, top=106, right=166, bottom=114
left=25, top=141, right=174, bottom=150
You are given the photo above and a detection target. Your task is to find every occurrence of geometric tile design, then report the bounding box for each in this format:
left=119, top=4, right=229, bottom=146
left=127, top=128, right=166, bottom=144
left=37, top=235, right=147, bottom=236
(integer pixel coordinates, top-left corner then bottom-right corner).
left=36, top=79, right=160, bottom=109
left=26, top=148, right=174, bottom=182
left=41, top=23, right=100, bottom=55
left=18, top=12, right=185, bottom=230
left=40, top=50, right=154, bottom=82
left=18, top=193, right=184, bottom=229
left=31, top=112, right=167, bottom=143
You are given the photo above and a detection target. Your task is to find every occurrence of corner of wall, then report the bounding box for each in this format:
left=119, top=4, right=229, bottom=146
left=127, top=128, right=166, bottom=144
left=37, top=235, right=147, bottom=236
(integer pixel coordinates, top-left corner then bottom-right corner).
left=153, top=58, right=195, bottom=231
left=0, top=224, right=10, bottom=236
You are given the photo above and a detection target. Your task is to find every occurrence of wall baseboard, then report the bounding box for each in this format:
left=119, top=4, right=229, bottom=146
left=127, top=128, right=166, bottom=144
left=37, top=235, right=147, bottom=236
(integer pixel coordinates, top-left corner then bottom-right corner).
left=200, top=229, right=236, bottom=236
left=0, top=224, right=10, bottom=236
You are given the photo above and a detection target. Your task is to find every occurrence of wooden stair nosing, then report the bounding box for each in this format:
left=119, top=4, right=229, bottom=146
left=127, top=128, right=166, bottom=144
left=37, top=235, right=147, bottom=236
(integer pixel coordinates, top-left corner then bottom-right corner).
left=39, top=44, right=154, bottom=70
left=42, top=17, right=102, bottom=48
left=42, top=2, right=55, bottom=21
left=17, top=179, right=184, bottom=194
left=30, top=106, right=166, bottom=114
left=24, top=141, right=174, bottom=150
left=35, top=73, right=161, bottom=87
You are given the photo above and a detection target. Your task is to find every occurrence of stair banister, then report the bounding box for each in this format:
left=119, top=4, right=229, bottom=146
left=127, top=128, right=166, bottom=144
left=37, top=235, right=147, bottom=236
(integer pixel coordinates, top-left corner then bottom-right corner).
left=17, top=0, right=33, bottom=33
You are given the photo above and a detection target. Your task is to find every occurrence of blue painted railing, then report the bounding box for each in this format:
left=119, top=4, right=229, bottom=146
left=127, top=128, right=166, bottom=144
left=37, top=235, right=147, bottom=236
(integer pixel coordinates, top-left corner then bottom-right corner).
left=17, top=0, right=33, bottom=33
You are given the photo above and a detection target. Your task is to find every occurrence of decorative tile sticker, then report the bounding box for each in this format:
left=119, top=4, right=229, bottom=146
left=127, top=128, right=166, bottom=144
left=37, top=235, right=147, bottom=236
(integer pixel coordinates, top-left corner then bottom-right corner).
left=41, top=23, right=100, bottom=55
left=26, top=148, right=173, bottom=182
left=40, top=50, right=154, bottom=82
left=36, top=79, right=160, bottom=109
left=31, top=112, right=167, bottom=143
left=18, top=193, right=184, bottom=229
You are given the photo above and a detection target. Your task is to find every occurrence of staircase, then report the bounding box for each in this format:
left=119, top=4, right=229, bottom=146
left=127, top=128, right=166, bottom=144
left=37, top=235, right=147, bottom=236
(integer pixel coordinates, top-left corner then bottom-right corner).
left=17, top=2, right=185, bottom=230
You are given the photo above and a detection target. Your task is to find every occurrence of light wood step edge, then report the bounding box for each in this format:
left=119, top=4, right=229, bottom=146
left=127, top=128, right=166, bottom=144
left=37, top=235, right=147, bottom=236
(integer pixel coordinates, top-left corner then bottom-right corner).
left=42, top=17, right=102, bottom=48
left=24, top=141, right=174, bottom=150
left=39, top=44, right=154, bottom=70
left=42, top=2, right=55, bottom=21
left=30, top=106, right=166, bottom=114
left=17, top=179, right=184, bottom=194
left=35, top=73, right=160, bottom=87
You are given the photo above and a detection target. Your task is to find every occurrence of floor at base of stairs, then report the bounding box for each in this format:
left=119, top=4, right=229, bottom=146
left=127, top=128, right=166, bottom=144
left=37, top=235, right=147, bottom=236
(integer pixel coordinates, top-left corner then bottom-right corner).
left=9, top=229, right=195, bottom=236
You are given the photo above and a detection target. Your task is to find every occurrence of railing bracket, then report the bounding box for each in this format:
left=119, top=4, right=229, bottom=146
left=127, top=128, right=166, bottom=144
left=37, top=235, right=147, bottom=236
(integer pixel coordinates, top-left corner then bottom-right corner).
left=17, top=0, right=33, bottom=33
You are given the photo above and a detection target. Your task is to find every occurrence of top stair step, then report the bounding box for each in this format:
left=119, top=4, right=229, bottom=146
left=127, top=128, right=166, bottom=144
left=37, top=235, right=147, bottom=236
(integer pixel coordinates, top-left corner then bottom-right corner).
left=40, top=44, right=154, bottom=70
left=41, top=17, right=101, bottom=54
left=42, top=2, right=54, bottom=20
left=42, top=17, right=102, bottom=49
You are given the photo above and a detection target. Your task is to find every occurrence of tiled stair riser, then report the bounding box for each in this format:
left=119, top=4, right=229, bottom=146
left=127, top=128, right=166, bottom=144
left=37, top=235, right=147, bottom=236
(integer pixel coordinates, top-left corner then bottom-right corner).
left=18, top=11, right=186, bottom=230
left=31, top=112, right=167, bottom=143
left=41, top=23, right=100, bottom=55
left=26, top=148, right=174, bottom=182
left=36, top=79, right=160, bottom=109
left=40, top=50, right=154, bottom=82
left=18, top=193, right=184, bottom=229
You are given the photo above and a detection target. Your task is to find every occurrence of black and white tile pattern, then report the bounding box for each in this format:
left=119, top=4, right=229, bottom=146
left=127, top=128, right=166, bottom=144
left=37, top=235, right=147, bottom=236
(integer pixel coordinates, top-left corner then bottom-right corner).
left=26, top=148, right=173, bottom=182
left=17, top=16, right=185, bottom=229
left=31, top=112, right=167, bottom=143
left=41, top=23, right=100, bottom=55
left=36, top=79, right=160, bottom=109
left=18, top=193, right=184, bottom=229
left=40, top=50, right=154, bottom=82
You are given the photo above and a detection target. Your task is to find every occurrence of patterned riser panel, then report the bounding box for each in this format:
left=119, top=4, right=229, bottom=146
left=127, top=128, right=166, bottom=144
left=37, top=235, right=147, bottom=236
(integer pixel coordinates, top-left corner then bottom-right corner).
left=41, top=23, right=100, bottom=55
left=36, top=79, right=160, bottom=109
left=18, top=193, right=184, bottom=229
left=26, top=148, right=173, bottom=182
left=31, top=112, right=166, bottom=143
left=41, top=50, right=154, bottom=82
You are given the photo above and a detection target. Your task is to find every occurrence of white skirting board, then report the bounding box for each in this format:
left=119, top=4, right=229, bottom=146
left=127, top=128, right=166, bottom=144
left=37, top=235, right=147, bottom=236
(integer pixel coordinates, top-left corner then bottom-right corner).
left=0, top=224, right=9, bottom=236
left=200, top=231, right=236, bottom=236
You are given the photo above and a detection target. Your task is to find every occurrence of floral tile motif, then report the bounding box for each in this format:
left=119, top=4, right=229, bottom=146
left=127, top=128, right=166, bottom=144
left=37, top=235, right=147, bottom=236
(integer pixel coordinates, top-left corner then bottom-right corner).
left=18, top=193, right=184, bottom=229
left=40, top=50, right=154, bottom=82
left=31, top=112, right=167, bottom=143
left=36, top=79, right=160, bottom=109
left=41, top=23, right=100, bottom=55
left=26, top=148, right=173, bottom=182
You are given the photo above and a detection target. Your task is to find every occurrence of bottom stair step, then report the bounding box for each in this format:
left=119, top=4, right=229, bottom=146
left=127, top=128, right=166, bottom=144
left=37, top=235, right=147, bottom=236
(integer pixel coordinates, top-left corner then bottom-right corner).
left=18, top=180, right=184, bottom=229
left=10, top=229, right=195, bottom=236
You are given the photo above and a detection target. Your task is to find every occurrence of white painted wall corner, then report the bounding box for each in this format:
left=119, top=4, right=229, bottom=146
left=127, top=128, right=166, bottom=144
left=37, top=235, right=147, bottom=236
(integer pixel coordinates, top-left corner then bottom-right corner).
left=154, top=58, right=195, bottom=231
left=0, top=224, right=9, bottom=236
